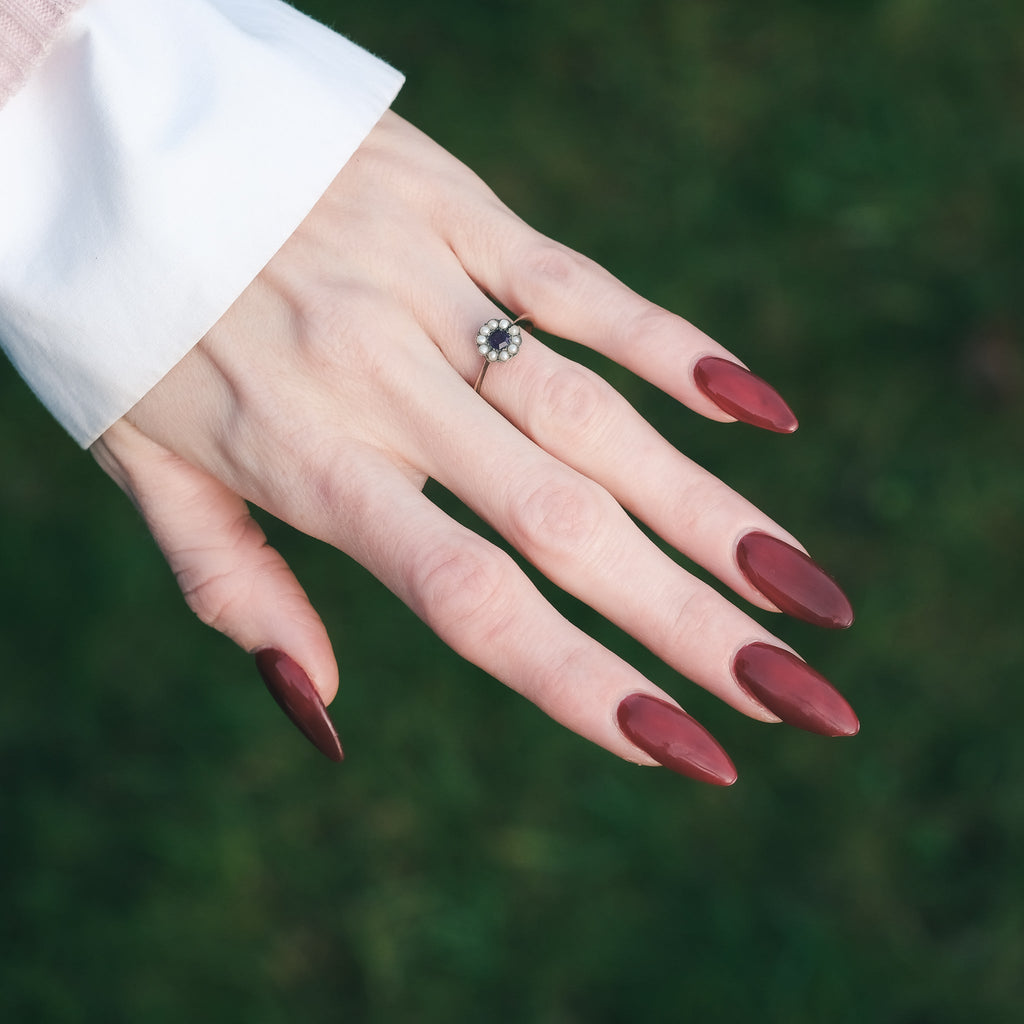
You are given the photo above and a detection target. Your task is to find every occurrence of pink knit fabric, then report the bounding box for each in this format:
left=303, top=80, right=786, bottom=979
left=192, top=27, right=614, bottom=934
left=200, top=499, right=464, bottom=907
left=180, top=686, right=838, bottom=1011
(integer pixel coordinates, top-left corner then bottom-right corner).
left=0, top=0, right=84, bottom=107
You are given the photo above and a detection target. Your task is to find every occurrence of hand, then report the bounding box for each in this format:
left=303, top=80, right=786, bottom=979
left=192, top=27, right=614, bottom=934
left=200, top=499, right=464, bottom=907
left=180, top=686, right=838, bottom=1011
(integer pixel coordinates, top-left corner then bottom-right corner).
left=91, top=112, right=856, bottom=783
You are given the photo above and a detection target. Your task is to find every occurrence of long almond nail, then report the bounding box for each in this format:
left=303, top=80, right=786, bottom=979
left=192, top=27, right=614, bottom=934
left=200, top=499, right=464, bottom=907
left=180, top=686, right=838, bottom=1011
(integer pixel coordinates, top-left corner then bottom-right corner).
left=736, top=531, right=854, bottom=629
left=255, top=649, right=344, bottom=762
left=694, top=356, right=798, bottom=433
left=617, top=694, right=737, bottom=786
left=734, top=642, right=859, bottom=737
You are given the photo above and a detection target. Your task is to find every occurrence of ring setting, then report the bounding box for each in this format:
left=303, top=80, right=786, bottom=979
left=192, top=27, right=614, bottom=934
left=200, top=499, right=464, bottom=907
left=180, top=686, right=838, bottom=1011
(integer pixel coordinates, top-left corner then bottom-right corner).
left=477, top=318, right=522, bottom=363
left=474, top=314, right=528, bottom=393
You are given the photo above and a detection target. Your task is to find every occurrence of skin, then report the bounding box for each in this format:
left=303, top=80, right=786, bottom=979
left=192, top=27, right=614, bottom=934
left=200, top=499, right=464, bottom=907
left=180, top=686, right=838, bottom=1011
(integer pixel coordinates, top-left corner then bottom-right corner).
left=90, top=112, right=810, bottom=767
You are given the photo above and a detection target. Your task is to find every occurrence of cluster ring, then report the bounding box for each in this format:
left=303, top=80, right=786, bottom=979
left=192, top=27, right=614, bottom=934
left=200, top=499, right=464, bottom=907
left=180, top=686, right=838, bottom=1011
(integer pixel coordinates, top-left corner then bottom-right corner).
left=473, top=314, right=529, bottom=393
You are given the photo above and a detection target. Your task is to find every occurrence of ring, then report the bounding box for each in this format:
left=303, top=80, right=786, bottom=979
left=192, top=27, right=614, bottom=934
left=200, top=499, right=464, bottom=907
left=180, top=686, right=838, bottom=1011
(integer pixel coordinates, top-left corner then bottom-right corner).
left=474, top=315, right=529, bottom=393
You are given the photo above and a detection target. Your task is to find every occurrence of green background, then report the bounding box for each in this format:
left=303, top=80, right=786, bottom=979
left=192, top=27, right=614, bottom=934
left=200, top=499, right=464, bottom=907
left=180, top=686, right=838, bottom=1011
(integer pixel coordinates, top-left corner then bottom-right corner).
left=2, top=0, right=1022, bottom=1020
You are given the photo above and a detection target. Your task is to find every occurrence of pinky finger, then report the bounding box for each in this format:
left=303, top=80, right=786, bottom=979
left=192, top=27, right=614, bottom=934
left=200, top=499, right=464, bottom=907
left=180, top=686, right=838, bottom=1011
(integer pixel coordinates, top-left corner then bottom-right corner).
left=91, top=421, right=343, bottom=761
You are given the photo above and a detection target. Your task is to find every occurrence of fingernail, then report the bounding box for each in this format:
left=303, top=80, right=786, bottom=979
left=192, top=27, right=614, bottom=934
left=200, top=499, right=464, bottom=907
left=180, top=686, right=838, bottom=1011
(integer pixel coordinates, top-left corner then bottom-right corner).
left=734, top=642, right=859, bottom=737
left=255, top=649, right=344, bottom=762
left=736, top=531, right=854, bottom=629
left=694, top=356, right=798, bottom=433
left=616, top=693, right=737, bottom=786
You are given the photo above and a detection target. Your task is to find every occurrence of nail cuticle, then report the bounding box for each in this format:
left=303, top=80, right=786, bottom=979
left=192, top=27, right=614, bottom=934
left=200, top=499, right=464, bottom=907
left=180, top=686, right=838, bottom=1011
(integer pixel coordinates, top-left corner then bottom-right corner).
left=728, top=632, right=787, bottom=723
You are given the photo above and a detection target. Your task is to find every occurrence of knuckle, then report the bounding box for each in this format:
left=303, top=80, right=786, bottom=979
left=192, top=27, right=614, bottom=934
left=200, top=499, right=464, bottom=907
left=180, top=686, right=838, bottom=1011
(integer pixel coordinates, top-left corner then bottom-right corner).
left=172, top=516, right=269, bottom=634
left=181, top=570, right=250, bottom=633
left=519, top=242, right=590, bottom=300
left=535, top=363, right=613, bottom=439
left=628, top=304, right=684, bottom=350
left=533, top=644, right=596, bottom=710
left=294, top=440, right=358, bottom=521
left=410, top=539, right=512, bottom=640
left=658, top=588, right=716, bottom=653
left=510, top=473, right=609, bottom=563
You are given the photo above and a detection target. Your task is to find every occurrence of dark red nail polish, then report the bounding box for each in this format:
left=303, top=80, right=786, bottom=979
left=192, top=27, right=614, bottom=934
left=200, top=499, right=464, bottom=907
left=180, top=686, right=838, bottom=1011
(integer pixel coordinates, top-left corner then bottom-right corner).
left=255, top=649, right=344, bottom=762
left=617, top=693, right=737, bottom=786
left=694, top=356, right=798, bottom=433
left=734, top=642, right=859, bottom=737
left=736, top=531, right=854, bottom=629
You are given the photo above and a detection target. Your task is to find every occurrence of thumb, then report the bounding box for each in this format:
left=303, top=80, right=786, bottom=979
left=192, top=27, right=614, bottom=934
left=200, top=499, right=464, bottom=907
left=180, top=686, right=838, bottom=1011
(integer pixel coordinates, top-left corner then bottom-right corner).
left=92, top=420, right=343, bottom=761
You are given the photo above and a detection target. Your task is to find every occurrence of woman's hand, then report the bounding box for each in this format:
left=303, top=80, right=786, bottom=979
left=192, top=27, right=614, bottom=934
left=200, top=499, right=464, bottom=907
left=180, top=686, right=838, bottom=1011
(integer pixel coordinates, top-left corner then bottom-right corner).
left=91, top=112, right=855, bottom=783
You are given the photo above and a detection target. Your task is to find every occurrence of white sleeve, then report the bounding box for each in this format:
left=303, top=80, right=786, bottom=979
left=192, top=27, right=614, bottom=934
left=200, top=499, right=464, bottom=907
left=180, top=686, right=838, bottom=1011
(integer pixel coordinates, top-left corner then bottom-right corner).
left=0, top=0, right=404, bottom=446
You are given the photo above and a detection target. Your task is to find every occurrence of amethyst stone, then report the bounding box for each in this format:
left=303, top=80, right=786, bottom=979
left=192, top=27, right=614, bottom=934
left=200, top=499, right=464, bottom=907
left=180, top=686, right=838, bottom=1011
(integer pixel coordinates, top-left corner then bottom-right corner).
left=488, top=328, right=511, bottom=353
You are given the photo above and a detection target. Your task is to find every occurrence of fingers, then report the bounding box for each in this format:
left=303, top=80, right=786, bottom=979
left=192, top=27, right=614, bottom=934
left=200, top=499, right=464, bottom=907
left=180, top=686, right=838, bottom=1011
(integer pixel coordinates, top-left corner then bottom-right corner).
left=499, top=346, right=851, bottom=625
left=440, top=189, right=796, bottom=431
left=91, top=113, right=854, bottom=780
left=329, top=449, right=738, bottom=783
left=399, top=262, right=824, bottom=619
left=347, top=337, right=818, bottom=727
left=358, top=115, right=796, bottom=430
left=429, top=389, right=856, bottom=736
left=417, top=401, right=782, bottom=715
left=91, top=421, right=343, bottom=761
left=370, top=267, right=856, bottom=734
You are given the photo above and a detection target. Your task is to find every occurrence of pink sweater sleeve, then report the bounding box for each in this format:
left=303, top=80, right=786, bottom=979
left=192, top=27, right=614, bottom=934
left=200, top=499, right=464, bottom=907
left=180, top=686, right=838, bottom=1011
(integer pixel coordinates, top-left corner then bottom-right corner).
left=0, top=0, right=83, bottom=107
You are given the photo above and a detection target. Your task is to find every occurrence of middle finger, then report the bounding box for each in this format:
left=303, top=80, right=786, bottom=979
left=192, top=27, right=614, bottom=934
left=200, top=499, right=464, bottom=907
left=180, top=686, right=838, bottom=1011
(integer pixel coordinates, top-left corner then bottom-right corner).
left=415, top=260, right=840, bottom=628
left=396, top=329, right=799, bottom=718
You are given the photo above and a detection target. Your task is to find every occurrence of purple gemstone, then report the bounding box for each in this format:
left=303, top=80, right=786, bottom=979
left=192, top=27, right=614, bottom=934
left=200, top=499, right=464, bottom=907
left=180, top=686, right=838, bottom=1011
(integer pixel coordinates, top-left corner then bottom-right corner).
left=488, top=328, right=510, bottom=352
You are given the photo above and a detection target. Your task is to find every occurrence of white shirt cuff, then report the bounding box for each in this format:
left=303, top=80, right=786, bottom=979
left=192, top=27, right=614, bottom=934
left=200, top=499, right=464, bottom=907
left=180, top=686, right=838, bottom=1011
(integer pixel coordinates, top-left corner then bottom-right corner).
left=0, top=0, right=404, bottom=446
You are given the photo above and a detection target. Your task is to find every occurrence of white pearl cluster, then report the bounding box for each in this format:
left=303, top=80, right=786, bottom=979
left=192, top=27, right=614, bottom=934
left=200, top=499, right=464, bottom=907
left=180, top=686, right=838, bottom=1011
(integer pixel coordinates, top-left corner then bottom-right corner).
left=476, top=318, right=522, bottom=363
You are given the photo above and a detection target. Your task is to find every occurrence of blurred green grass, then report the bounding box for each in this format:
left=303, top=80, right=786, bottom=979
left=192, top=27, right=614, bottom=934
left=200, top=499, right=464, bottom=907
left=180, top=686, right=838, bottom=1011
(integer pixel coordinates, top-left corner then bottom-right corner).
left=2, top=0, right=1023, bottom=1020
